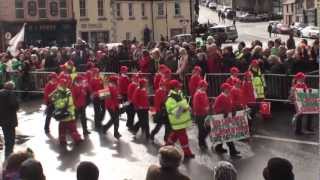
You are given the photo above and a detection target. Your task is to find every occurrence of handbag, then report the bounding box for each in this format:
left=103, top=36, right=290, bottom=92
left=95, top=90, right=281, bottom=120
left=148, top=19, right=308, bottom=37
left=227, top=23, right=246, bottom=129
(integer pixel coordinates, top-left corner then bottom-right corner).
left=53, top=97, right=70, bottom=121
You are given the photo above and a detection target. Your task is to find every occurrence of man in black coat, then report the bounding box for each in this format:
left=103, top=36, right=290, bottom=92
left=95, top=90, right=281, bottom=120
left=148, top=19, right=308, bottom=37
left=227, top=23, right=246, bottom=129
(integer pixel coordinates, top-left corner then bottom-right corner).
left=0, top=81, right=19, bottom=159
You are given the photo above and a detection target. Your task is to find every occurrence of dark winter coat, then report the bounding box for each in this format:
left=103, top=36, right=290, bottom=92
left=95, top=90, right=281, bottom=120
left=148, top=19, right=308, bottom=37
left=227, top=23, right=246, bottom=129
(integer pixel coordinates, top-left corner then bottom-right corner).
left=0, top=89, right=19, bottom=127
left=146, top=165, right=190, bottom=180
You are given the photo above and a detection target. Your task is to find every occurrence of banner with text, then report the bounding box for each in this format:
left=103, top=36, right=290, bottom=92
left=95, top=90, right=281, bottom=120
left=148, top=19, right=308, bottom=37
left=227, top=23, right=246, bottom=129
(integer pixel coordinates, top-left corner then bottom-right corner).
left=205, top=110, right=250, bottom=143
left=295, top=88, right=320, bottom=114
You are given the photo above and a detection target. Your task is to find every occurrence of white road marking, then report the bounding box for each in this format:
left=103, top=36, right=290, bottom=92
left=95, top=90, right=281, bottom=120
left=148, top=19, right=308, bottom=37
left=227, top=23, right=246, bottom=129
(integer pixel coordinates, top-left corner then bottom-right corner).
left=253, top=134, right=319, bottom=146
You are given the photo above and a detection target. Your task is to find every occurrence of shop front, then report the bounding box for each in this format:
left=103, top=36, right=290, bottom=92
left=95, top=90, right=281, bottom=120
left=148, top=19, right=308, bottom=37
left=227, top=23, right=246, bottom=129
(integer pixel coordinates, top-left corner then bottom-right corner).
left=1, top=20, right=76, bottom=48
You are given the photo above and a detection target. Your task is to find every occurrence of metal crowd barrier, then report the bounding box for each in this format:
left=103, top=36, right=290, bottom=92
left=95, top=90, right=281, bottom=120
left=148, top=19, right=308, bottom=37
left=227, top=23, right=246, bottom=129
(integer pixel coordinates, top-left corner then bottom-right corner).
left=3, top=71, right=319, bottom=102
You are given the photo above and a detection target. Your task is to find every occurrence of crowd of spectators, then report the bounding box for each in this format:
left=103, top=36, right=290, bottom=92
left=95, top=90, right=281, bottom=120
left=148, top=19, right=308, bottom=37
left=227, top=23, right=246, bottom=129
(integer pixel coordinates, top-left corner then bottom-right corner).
left=1, top=146, right=295, bottom=180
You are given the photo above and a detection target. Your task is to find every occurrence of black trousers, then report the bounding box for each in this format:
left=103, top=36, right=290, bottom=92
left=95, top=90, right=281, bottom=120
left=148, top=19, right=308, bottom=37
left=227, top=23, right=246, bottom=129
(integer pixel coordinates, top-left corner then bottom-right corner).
left=296, top=114, right=313, bottom=133
left=126, top=103, right=136, bottom=129
left=2, top=126, right=15, bottom=159
left=215, top=142, right=237, bottom=154
left=44, top=103, right=54, bottom=131
left=93, top=98, right=105, bottom=129
left=150, top=111, right=171, bottom=141
left=195, top=115, right=210, bottom=146
left=133, top=109, right=150, bottom=138
left=75, top=106, right=88, bottom=133
left=103, top=108, right=120, bottom=135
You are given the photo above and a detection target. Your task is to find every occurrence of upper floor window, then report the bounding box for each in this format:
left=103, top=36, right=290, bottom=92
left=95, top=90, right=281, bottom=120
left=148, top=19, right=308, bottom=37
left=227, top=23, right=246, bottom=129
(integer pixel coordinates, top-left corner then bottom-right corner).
left=15, top=0, right=24, bottom=19
left=80, top=0, right=87, bottom=17
left=128, top=3, right=134, bottom=17
left=98, top=0, right=104, bottom=17
left=50, top=1, right=58, bottom=16
left=157, top=3, right=164, bottom=16
left=38, top=0, right=47, bottom=18
left=174, top=2, right=181, bottom=16
left=116, top=3, right=121, bottom=17
left=28, top=1, right=37, bottom=17
left=60, top=0, right=67, bottom=17
left=141, top=3, right=145, bottom=17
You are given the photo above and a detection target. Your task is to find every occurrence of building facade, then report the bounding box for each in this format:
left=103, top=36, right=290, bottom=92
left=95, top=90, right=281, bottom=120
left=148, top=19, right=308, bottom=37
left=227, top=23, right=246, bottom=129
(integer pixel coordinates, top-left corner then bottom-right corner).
left=0, top=0, right=76, bottom=50
left=73, top=0, right=194, bottom=47
left=216, top=0, right=282, bottom=14
left=283, top=0, right=296, bottom=25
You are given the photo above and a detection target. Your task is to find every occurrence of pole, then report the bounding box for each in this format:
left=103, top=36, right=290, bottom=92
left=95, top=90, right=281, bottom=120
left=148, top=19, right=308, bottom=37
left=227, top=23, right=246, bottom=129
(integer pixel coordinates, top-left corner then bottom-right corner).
left=151, top=0, right=155, bottom=41
left=165, top=0, right=169, bottom=40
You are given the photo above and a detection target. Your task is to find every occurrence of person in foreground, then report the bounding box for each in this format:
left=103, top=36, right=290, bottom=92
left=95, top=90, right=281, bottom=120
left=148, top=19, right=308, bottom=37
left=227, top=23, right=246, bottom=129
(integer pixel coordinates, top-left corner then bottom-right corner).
left=77, top=161, right=99, bottom=180
left=213, top=161, right=237, bottom=180
left=263, top=157, right=294, bottom=180
left=146, top=146, right=191, bottom=180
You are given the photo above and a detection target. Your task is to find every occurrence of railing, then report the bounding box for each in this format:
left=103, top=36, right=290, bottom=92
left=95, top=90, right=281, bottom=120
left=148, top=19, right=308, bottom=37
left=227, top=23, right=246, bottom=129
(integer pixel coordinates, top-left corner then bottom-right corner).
left=1, top=71, right=319, bottom=102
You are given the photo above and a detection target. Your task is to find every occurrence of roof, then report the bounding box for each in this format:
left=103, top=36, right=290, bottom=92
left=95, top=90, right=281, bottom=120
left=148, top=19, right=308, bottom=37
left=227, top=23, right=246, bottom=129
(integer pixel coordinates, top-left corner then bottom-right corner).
left=283, top=0, right=296, bottom=4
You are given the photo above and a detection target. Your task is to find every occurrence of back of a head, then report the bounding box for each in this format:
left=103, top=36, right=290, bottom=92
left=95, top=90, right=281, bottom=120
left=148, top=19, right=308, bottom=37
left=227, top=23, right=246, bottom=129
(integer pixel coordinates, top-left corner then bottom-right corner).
left=77, top=161, right=99, bottom=180
left=213, top=161, right=237, bottom=180
left=19, top=159, right=45, bottom=180
left=159, top=146, right=182, bottom=169
left=263, top=157, right=294, bottom=180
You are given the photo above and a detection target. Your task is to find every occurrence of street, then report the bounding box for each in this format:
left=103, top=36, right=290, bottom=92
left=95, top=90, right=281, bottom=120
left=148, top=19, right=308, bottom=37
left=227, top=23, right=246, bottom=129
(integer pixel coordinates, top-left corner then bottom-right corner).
left=2, top=98, right=318, bottom=180
left=0, top=6, right=319, bottom=180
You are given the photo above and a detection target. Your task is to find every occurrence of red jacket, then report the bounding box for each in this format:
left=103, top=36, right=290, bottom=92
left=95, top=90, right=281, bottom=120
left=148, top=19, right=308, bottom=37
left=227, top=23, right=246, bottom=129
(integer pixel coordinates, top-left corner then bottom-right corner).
left=138, top=55, right=150, bottom=73
left=153, top=87, right=168, bottom=112
left=225, top=76, right=239, bottom=86
left=127, top=82, right=138, bottom=102
left=72, top=83, right=87, bottom=108
left=133, top=87, right=149, bottom=109
left=119, top=74, right=130, bottom=95
left=293, top=82, right=308, bottom=91
left=105, top=85, right=120, bottom=111
left=242, top=80, right=255, bottom=105
left=89, top=77, right=104, bottom=97
left=230, top=87, right=244, bottom=109
left=192, top=89, right=209, bottom=116
left=189, top=74, right=202, bottom=96
left=153, top=73, right=162, bottom=90
left=44, top=82, right=57, bottom=104
left=212, top=93, right=232, bottom=114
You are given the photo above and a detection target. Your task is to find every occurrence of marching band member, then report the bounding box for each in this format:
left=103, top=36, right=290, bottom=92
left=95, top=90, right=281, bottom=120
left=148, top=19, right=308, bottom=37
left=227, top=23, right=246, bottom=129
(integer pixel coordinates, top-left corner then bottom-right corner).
left=226, top=67, right=240, bottom=86
left=43, top=72, right=58, bottom=133
left=126, top=74, right=139, bottom=130
left=192, top=80, right=210, bottom=150
left=188, top=66, right=203, bottom=96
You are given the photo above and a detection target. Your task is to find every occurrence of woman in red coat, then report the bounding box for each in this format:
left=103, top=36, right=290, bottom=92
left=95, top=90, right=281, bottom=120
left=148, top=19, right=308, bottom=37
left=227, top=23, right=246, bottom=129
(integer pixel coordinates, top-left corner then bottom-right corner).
left=138, top=50, right=151, bottom=73
left=207, top=45, right=223, bottom=73
left=192, top=80, right=210, bottom=149
left=102, top=75, right=121, bottom=139
left=188, top=66, right=203, bottom=96
left=132, top=78, right=150, bottom=139
left=212, top=83, right=241, bottom=158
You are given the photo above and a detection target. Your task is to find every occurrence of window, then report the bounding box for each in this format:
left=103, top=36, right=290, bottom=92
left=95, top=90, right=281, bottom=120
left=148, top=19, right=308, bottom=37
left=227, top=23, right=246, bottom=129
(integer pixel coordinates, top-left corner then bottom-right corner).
left=291, top=4, right=293, bottom=13
left=116, top=3, right=121, bottom=17
left=98, top=0, right=104, bottom=17
left=28, top=1, right=37, bottom=16
left=174, top=2, right=181, bottom=16
left=141, top=3, right=145, bottom=17
left=50, top=2, right=58, bottom=16
left=286, top=5, right=288, bottom=13
left=15, top=0, right=24, bottom=19
left=126, top=32, right=131, bottom=40
left=128, top=3, right=133, bottom=17
left=157, top=3, right=164, bottom=16
left=80, top=0, right=87, bottom=17
left=60, top=0, right=67, bottom=17
left=38, top=0, right=47, bottom=18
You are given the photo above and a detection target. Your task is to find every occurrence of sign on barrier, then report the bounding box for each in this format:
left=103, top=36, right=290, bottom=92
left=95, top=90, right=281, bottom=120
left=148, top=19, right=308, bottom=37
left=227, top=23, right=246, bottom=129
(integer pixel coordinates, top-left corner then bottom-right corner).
left=205, top=110, right=250, bottom=143
left=295, top=88, right=320, bottom=114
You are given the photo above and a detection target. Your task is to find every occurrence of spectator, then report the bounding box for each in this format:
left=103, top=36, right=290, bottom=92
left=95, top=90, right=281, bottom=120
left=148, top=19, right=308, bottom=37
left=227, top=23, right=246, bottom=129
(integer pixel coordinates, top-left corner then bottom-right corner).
left=207, top=44, right=223, bottom=73
left=196, top=46, right=207, bottom=75
left=146, top=146, right=190, bottom=180
left=271, top=38, right=281, bottom=56
left=138, top=50, right=151, bottom=73
left=150, top=48, right=162, bottom=73
left=163, top=49, right=178, bottom=72
left=77, top=161, right=99, bottom=180
left=268, top=55, right=286, bottom=74
left=291, top=48, right=309, bottom=74
left=283, top=49, right=295, bottom=74
left=0, top=81, right=19, bottom=159
left=222, top=46, right=236, bottom=73
left=263, top=157, right=294, bottom=180
left=176, top=48, right=188, bottom=80
left=213, top=161, right=237, bottom=180
left=286, top=33, right=296, bottom=50
left=3, top=149, right=34, bottom=180
left=19, top=159, right=45, bottom=180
